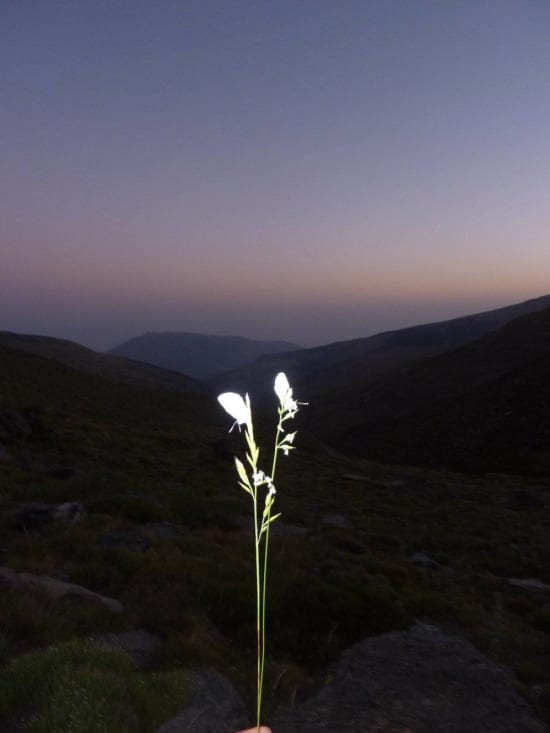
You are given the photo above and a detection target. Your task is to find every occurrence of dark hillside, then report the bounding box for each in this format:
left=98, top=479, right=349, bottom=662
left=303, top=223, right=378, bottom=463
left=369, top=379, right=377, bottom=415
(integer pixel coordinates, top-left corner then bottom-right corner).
left=1, top=342, right=550, bottom=728
left=210, top=294, right=550, bottom=405
left=0, top=331, right=201, bottom=394
left=328, top=306, right=550, bottom=474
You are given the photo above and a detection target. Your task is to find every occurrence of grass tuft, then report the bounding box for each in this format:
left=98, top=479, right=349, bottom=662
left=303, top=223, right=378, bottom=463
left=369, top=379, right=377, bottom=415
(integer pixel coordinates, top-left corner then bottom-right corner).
left=0, top=639, right=191, bottom=733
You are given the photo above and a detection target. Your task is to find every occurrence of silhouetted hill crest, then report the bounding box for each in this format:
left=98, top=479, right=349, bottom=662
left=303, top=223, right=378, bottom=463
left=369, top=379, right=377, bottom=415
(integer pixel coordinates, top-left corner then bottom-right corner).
left=210, top=294, right=550, bottom=402
left=109, top=331, right=302, bottom=379
left=328, top=304, right=550, bottom=474
left=0, top=331, right=201, bottom=394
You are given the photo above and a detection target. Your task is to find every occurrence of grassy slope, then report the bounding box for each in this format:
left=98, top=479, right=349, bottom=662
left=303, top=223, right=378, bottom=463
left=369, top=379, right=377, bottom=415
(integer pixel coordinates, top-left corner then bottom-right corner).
left=326, top=306, right=550, bottom=473
left=0, top=331, right=201, bottom=394
left=1, top=343, right=550, bottom=725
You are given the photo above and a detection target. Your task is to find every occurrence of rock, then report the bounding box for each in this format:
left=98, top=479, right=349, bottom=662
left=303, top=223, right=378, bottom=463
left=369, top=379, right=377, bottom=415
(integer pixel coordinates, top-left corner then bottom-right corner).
left=51, top=502, right=85, bottom=523
left=91, top=630, right=160, bottom=668
left=144, top=521, right=186, bottom=540
left=269, top=521, right=308, bottom=537
left=321, top=513, right=352, bottom=529
left=271, top=623, right=546, bottom=733
left=97, top=530, right=150, bottom=552
left=508, top=578, right=550, bottom=593
left=0, top=566, right=123, bottom=613
left=16, top=502, right=85, bottom=530
left=154, top=670, right=248, bottom=733
left=409, top=552, right=441, bottom=570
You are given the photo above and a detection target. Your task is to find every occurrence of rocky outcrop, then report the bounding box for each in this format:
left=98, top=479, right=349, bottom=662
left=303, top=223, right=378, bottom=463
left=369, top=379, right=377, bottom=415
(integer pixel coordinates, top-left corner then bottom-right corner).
left=271, top=623, right=546, bottom=733
left=0, top=567, right=123, bottom=613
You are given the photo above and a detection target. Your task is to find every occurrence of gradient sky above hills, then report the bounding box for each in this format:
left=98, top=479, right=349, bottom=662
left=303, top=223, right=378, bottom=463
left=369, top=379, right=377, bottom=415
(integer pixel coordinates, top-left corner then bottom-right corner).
left=2, top=1, right=549, bottom=350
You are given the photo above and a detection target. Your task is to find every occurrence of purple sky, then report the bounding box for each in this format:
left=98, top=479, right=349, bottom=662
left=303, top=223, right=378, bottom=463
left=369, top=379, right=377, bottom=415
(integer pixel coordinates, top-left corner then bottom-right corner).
left=2, top=1, right=549, bottom=350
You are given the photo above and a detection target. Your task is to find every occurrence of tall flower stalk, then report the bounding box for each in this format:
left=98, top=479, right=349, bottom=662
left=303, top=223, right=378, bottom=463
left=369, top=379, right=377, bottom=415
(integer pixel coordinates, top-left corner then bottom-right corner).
left=218, top=372, right=303, bottom=732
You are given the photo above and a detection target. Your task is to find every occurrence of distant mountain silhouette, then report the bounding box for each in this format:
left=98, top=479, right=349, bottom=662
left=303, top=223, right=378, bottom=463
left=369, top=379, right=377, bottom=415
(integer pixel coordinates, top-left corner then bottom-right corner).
left=0, top=331, right=201, bottom=393
left=109, top=332, right=302, bottom=379
left=209, top=294, right=550, bottom=404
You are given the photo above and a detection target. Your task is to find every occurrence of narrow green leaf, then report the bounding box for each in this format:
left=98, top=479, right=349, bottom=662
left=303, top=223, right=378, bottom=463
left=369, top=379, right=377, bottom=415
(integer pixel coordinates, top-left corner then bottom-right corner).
left=234, top=456, right=251, bottom=487
left=238, top=481, right=253, bottom=495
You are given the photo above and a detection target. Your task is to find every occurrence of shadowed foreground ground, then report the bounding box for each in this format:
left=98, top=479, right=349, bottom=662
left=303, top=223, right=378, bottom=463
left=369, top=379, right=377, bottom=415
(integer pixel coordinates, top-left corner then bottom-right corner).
left=159, top=624, right=547, bottom=733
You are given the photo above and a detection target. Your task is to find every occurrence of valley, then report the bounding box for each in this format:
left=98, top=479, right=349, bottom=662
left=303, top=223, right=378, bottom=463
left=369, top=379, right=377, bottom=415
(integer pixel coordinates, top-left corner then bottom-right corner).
left=1, top=296, right=550, bottom=730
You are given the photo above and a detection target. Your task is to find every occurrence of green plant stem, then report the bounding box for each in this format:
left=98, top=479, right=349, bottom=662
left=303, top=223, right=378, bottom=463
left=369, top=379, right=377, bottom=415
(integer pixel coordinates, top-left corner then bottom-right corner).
left=258, top=411, right=284, bottom=726
left=253, top=490, right=262, bottom=732
left=259, top=512, right=271, bottom=719
left=248, top=423, right=264, bottom=733
left=245, top=423, right=263, bottom=733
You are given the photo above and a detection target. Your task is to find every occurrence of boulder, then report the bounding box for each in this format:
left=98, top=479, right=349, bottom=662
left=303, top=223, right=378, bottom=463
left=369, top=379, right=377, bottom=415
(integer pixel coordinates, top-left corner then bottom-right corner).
left=16, top=502, right=85, bottom=530
left=91, top=630, right=160, bottom=668
left=271, top=623, right=546, bottom=733
left=0, top=566, right=123, bottom=613
left=154, top=670, right=248, bottom=733
left=508, top=578, right=550, bottom=593
left=321, top=513, right=352, bottom=529
left=144, top=521, right=186, bottom=540
left=52, top=502, right=85, bottom=523
left=409, top=552, right=445, bottom=571
left=97, top=530, right=150, bottom=552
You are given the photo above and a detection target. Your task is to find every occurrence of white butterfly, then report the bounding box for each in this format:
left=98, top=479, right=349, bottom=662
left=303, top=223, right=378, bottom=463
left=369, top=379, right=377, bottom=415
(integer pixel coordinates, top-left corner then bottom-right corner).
left=274, top=372, right=291, bottom=406
left=217, top=392, right=251, bottom=431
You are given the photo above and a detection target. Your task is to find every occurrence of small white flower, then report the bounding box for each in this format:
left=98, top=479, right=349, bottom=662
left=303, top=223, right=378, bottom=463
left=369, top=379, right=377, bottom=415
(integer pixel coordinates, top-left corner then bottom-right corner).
left=217, top=392, right=251, bottom=431
left=253, top=470, right=265, bottom=486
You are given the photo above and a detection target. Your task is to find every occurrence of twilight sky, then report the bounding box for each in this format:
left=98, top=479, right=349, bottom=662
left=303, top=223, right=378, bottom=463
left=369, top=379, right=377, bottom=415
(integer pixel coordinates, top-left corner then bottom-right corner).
left=2, top=1, right=550, bottom=350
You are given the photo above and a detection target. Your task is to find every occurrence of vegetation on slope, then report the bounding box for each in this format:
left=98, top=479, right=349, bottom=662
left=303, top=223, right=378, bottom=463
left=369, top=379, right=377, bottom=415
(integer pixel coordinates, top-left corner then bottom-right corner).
left=327, top=306, right=550, bottom=474
left=1, top=340, right=550, bottom=727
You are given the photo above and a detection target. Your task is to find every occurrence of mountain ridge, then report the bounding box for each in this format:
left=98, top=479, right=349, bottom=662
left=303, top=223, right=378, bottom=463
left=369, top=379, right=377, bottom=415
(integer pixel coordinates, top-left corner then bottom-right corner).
left=209, top=293, right=550, bottom=401
left=109, top=331, right=302, bottom=379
